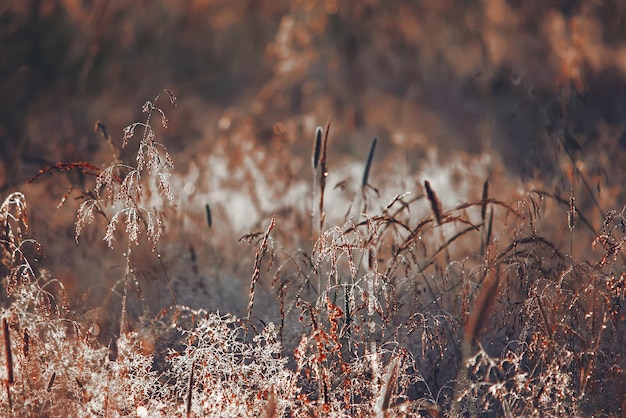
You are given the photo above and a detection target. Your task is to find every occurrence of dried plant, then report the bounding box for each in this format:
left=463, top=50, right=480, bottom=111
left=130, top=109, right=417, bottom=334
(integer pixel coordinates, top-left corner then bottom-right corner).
left=72, top=90, right=178, bottom=333
left=247, top=216, right=276, bottom=319
left=1, top=82, right=626, bottom=417
left=76, top=89, right=177, bottom=251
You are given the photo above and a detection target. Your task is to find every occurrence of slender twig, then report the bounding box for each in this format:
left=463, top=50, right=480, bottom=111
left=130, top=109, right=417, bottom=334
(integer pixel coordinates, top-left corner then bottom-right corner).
left=247, top=217, right=276, bottom=319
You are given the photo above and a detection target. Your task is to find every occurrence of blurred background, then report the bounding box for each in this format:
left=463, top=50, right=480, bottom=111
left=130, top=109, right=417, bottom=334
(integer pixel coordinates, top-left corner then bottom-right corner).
left=1, top=0, right=626, bottom=330
left=2, top=0, right=626, bottom=184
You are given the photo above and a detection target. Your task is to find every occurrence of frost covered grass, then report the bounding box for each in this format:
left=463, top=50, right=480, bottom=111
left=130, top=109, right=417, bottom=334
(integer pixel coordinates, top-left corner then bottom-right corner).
left=1, top=92, right=625, bottom=417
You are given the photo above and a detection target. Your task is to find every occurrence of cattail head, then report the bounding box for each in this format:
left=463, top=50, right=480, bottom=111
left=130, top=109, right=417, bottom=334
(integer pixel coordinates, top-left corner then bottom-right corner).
left=481, top=179, right=489, bottom=222
left=205, top=203, right=212, bottom=228
left=464, top=268, right=500, bottom=348
left=312, top=127, right=323, bottom=170
left=22, top=329, right=28, bottom=358
left=47, top=372, right=56, bottom=392
left=318, top=119, right=331, bottom=232
left=3, top=318, right=13, bottom=384
left=424, top=180, right=443, bottom=225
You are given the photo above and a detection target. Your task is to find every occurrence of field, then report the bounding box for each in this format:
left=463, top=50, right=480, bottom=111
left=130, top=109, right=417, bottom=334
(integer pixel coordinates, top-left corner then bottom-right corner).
left=1, top=1, right=626, bottom=416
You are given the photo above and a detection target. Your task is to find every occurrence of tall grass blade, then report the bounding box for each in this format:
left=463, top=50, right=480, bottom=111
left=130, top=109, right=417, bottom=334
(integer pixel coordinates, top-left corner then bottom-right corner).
left=362, top=137, right=378, bottom=189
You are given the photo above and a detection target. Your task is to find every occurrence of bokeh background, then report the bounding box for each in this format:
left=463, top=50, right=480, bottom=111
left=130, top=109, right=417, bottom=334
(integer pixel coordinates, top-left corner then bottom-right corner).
left=2, top=0, right=626, bottom=182
left=2, top=0, right=626, bottom=335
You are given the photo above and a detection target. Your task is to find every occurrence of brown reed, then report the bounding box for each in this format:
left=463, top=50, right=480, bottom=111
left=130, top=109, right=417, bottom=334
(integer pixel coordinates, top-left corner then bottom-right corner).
left=481, top=179, right=489, bottom=222
left=2, top=318, right=12, bottom=411
left=424, top=180, right=443, bottom=225
left=205, top=203, right=212, bottom=228
left=22, top=329, right=28, bottom=358
left=312, top=126, right=323, bottom=170
left=464, top=267, right=500, bottom=348
left=47, top=372, right=56, bottom=392
left=319, top=119, right=331, bottom=233
left=2, top=318, right=12, bottom=385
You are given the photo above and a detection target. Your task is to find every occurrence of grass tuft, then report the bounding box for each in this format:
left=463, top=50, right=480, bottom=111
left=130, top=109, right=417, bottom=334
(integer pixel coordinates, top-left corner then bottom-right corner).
left=0, top=91, right=625, bottom=417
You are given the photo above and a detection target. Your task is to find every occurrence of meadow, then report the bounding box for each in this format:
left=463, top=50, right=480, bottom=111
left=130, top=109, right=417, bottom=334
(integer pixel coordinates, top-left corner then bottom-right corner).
left=1, top=1, right=626, bottom=416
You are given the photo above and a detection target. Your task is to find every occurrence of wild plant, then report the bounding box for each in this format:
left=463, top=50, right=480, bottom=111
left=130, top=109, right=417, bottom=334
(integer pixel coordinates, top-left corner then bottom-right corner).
left=270, top=124, right=496, bottom=415
left=2, top=87, right=626, bottom=416
left=261, top=114, right=626, bottom=416
left=0, top=192, right=111, bottom=417
left=157, top=311, right=297, bottom=417
left=74, top=89, right=178, bottom=332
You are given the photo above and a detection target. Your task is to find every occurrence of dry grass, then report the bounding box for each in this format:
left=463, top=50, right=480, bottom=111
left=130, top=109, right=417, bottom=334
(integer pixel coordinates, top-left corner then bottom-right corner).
left=1, top=2, right=626, bottom=417
left=1, top=86, right=626, bottom=417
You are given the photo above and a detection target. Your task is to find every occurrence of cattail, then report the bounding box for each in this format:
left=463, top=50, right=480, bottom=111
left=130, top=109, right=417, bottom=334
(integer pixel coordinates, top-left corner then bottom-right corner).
left=424, top=180, right=443, bottom=225
left=481, top=179, right=489, bottom=221
left=311, top=125, right=324, bottom=240
left=2, top=318, right=13, bottom=410
left=23, top=329, right=28, bottom=358
left=312, top=127, right=323, bottom=170
left=453, top=266, right=499, bottom=418
left=3, top=318, right=13, bottom=384
left=320, top=119, right=331, bottom=175
left=319, top=119, right=331, bottom=232
left=464, top=268, right=500, bottom=348
left=205, top=203, right=212, bottom=228
left=362, top=137, right=378, bottom=188
left=47, top=372, right=56, bottom=392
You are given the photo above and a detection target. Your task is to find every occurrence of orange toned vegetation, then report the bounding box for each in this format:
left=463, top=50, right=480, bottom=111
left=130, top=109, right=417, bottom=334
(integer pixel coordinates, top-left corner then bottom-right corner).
left=1, top=0, right=626, bottom=416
